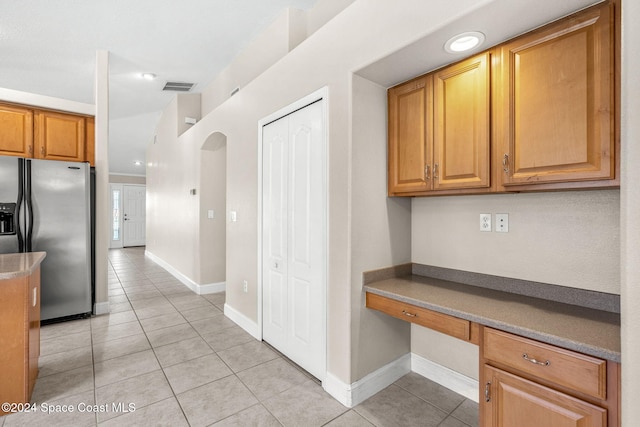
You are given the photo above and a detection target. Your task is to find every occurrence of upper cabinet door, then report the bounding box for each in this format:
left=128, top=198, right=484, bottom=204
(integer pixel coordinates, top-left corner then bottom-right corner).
left=434, top=52, right=491, bottom=191
left=497, top=2, right=614, bottom=188
left=34, top=110, right=85, bottom=162
left=388, top=75, right=433, bottom=195
left=0, top=104, right=34, bottom=158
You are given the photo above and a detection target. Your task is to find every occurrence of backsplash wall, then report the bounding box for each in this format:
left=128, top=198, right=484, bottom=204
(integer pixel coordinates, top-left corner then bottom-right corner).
left=411, top=189, right=620, bottom=295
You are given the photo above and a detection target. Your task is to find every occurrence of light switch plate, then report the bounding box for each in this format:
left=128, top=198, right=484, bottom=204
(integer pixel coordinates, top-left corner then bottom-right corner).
left=496, top=213, right=509, bottom=232
left=230, top=211, right=237, bottom=222
left=207, top=210, right=215, bottom=219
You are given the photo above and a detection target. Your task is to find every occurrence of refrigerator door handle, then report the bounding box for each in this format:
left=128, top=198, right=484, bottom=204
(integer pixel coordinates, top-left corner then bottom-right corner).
left=25, top=159, right=33, bottom=252
left=16, top=158, right=25, bottom=252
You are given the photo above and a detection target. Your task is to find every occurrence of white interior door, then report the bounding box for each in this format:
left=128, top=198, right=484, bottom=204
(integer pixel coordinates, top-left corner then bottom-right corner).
left=123, top=185, right=146, bottom=247
left=262, top=99, right=326, bottom=381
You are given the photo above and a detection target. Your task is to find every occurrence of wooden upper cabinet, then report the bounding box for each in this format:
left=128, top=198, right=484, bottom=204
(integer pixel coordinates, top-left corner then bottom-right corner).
left=388, top=75, right=432, bottom=195
left=34, top=110, right=86, bottom=162
left=388, top=52, right=491, bottom=196
left=85, top=117, right=95, bottom=166
left=434, top=52, right=491, bottom=191
left=496, top=1, right=615, bottom=189
left=0, top=103, right=34, bottom=158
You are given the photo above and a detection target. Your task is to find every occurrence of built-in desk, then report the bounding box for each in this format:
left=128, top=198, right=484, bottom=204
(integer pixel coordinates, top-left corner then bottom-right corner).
left=364, top=274, right=620, bottom=362
left=364, top=266, right=620, bottom=427
left=0, top=252, right=46, bottom=416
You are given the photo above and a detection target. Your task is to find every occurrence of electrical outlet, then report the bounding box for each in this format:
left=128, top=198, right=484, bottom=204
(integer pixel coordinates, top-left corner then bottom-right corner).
left=496, top=213, right=509, bottom=232
left=243, top=280, right=248, bottom=293
left=480, top=213, right=492, bottom=232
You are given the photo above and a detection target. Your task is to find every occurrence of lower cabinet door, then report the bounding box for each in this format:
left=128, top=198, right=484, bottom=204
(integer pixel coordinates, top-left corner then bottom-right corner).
left=484, top=365, right=606, bottom=427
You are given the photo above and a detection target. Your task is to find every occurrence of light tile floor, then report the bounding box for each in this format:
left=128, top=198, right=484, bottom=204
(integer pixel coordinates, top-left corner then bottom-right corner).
left=1, top=247, right=478, bottom=427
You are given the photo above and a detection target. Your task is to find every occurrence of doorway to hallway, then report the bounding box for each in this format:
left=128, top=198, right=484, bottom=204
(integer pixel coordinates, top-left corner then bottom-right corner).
left=110, top=183, right=146, bottom=248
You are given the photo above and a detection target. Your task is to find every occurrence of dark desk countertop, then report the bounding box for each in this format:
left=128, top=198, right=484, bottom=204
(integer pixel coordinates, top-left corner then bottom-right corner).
left=365, top=274, right=621, bottom=362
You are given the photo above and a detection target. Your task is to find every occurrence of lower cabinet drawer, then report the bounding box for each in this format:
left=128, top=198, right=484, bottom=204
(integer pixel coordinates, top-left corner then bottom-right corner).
left=366, top=292, right=470, bottom=341
left=483, top=327, right=607, bottom=400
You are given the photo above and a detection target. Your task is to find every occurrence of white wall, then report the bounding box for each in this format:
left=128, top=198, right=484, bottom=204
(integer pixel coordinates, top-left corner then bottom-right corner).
left=109, top=175, right=146, bottom=184
left=148, top=0, right=490, bottom=386
left=412, top=191, right=620, bottom=293
left=620, top=0, right=640, bottom=422
left=0, top=87, right=94, bottom=116
left=200, top=8, right=305, bottom=116
left=199, top=135, right=226, bottom=285
left=146, top=96, right=200, bottom=283
left=351, top=74, right=412, bottom=379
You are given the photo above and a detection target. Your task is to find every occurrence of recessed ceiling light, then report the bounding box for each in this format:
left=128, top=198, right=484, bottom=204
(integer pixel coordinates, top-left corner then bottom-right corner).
left=141, top=73, right=156, bottom=80
left=444, top=31, right=485, bottom=54
left=134, top=161, right=143, bottom=166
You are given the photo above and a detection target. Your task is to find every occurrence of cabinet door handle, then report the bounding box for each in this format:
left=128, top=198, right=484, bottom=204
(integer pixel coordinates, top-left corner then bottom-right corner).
left=29, top=145, right=33, bottom=155
left=485, top=382, right=491, bottom=402
left=33, top=287, right=37, bottom=307
left=424, top=164, right=430, bottom=180
left=433, top=163, right=439, bottom=180
left=502, top=154, right=509, bottom=173
left=402, top=310, right=418, bottom=318
left=41, top=146, right=45, bottom=156
left=522, top=353, right=550, bottom=366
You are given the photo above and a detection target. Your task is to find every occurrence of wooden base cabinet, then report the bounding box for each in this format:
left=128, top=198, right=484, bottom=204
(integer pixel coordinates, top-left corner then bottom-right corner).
left=483, top=365, right=606, bottom=427
left=0, top=267, right=41, bottom=414
left=481, top=327, right=619, bottom=427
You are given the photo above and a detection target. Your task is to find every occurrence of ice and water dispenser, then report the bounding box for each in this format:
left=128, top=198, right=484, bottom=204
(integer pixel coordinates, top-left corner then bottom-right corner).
left=0, top=203, right=16, bottom=235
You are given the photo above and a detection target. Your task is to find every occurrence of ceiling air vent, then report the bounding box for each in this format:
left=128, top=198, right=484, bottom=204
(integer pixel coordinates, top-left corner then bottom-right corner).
left=162, top=81, right=195, bottom=92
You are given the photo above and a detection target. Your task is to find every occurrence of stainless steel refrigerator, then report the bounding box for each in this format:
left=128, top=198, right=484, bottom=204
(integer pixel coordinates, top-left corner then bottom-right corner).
left=0, top=156, right=92, bottom=321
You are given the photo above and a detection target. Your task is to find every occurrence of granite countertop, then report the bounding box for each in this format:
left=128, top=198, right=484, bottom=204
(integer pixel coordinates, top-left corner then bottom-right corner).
left=0, top=252, right=47, bottom=280
left=365, top=275, right=621, bottom=363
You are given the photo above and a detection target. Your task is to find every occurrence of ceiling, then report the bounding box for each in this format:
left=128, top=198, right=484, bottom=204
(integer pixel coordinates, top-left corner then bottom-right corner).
left=0, top=0, right=318, bottom=176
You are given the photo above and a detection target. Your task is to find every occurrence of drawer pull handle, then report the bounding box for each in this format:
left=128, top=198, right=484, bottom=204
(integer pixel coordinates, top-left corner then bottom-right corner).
left=522, top=353, right=550, bottom=366
left=402, top=310, right=418, bottom=318
left=485, top=382, right=491, bottom=402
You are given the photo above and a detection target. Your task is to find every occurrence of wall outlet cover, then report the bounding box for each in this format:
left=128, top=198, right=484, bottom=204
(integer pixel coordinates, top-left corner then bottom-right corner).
left=480, top=213, right=492, bottom=232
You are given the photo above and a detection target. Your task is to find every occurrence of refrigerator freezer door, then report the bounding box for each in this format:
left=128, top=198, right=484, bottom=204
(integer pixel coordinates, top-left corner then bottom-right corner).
left=0, top=156, right=23, bottom=254
left=29, top=159, right=92, bottom=320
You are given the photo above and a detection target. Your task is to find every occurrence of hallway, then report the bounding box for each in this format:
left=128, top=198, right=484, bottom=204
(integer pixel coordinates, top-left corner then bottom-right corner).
left=1, top=247, right=477, bottom=426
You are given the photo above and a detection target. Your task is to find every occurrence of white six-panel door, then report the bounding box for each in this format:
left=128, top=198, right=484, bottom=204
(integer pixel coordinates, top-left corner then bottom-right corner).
left=262, top=99, right=326, bottom=380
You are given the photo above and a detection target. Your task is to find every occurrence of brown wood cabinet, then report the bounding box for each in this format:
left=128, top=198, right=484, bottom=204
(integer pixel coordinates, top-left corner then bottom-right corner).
left=34, top=110, right=86, bottom=162
left=481, top=327, right=620, bottom=427
left=366, top=292, right=473, bottom=342
left=434, top=52, right=491, bottom=191
left=388, top=75, right=431, bottom=194
left=496, top=1, right=616, bottom=191
left=0, top=267, right=41, bottom=413
left=0, top=102, right=94, bottom=164
left=0, top=104, right=34, bottom=158
left=365, top=289, right=620, bottom=426
left=388, top=53, right=491, bottom=196
left=85, top=117, right=95, bottom=166
left=388, top=0, right=618, bottom=197
left=483, top=365, right=606, bottom=427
